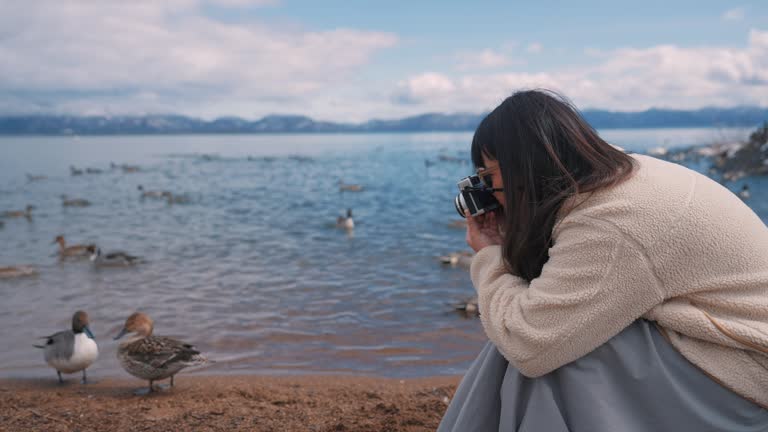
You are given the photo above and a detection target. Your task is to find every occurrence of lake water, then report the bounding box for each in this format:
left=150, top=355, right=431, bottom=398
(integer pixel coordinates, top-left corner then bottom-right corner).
left=0, top=127, right=765, bottom=379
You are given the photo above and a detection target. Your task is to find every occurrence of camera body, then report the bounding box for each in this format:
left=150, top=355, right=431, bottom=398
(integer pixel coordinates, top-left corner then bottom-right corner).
left=454, top=174, right=500, bottom=217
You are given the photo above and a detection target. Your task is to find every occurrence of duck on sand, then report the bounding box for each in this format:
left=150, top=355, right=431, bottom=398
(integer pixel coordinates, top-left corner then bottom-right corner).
left=34, top=311, right=98, bottom=384
left=114, top=312, right=208, bottom=394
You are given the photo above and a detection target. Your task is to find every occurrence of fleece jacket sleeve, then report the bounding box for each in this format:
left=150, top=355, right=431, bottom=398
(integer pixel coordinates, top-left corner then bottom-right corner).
left=470, top=215, right=666, bottom=377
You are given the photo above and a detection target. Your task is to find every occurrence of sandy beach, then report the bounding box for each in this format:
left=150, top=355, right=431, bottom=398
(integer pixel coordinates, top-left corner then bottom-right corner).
left=0, top=374, right=460, bottom=431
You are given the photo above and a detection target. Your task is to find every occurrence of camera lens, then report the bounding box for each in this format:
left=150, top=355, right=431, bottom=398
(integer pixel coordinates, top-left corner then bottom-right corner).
left=454, top=193, right=467, bottom=217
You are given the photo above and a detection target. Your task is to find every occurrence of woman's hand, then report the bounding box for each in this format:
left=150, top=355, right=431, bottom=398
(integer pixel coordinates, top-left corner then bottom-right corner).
left=465, top=210, right=503, bottom=252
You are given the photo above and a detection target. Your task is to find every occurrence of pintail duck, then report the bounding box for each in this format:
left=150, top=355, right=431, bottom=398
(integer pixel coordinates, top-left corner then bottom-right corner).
left=90, top=247, right=141, bottom=266
left=34, top=311, right=98, bottom=384
left=114, top=312, right=207, bottom=393
left=738, top=184, right=751, bottom=200
left=2, top=205, right=34, bottom=219
left=137, top=185, right=170, bottom=199
left=0, top=265, right=38, bottom=279
left=61, top=195, right=91, bottom=207
left=336, top=209, right=355, bottom=230
left=439, top=251, right=474, bottom=269
left=85, top=167, right=103, bottom=174
left=53, top=235, right=96, bottom=259
left=70, top=166, right=84, bottom=176
left=338, top=180, right=363, bottom=192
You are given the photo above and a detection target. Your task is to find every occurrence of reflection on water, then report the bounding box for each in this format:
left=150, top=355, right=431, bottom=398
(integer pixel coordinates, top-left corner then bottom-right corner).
left=0, top=128, right=764, bottom=378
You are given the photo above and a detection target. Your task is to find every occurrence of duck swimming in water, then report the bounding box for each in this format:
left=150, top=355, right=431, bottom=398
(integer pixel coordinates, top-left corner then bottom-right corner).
left=338, top=180, right=363, bottom=192
left=0, top=265, right=37, bottom=279
left=137, top=185, right=169, bottom=199
left=34, top=311, right=98, bottom=384
left=53, top=235, right=96, bottom=259
left=738, top=184, right=751, bottom=200
left=61, top=195, right=91, bottom=207
left=90, top=247, right=141, bottom=266
left=451, top=296, right=479, bottom=317
left=439, top=251, right=474, bottom=269
left=2, top=205, right=34, bottom=219
left=114, top=312, right=207, bottom=393
left=336, top=209, right=355, bottom=230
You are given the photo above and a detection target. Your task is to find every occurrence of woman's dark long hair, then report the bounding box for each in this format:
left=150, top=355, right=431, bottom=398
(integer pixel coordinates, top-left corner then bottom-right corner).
left=471, top=89, right=635, bottom=281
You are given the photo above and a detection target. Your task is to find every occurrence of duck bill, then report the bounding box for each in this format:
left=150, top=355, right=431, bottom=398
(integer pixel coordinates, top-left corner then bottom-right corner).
left=113, top=328, right=129, bottom=340
left=84, top=325, right=95, bottom=339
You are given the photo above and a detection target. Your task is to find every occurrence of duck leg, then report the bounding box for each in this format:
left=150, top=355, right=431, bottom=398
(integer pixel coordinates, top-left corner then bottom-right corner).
left=170, top=375, right=174, bottom=388
left=148, top=380, right=154, bottom=393
left=81, top=369, right=87, bottom=384
left=57, top=371, right=63, bottom=384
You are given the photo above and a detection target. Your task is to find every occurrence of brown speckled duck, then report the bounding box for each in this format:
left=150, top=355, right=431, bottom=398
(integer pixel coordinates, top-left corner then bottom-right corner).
left=0, top=266, right=38, bottom=279
left=114, top=312, right=207, bottom=394
left=53, top=235, right=96, bottom=259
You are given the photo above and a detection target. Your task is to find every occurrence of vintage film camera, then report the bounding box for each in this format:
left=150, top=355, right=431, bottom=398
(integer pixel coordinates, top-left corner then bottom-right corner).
left=454, top=174, right=500, bottom=217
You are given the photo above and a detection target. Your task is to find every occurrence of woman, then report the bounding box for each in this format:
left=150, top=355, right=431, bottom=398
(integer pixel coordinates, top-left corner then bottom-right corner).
left=439, top=90, right=768, bottom=431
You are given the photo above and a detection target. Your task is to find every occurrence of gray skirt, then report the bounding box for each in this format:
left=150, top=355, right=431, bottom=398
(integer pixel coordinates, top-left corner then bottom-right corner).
left=439, top=320, right=768, bottom=432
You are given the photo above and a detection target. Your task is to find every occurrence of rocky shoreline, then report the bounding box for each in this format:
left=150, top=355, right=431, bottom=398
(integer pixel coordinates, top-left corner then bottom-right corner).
left=651, top=122, right=768, bottom=182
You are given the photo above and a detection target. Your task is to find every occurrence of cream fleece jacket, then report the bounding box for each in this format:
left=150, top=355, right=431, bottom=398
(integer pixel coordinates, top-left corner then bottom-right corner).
left=470, top=154, right=768, bottom=407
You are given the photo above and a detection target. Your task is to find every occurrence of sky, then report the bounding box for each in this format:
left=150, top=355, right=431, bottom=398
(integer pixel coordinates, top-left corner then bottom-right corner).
left=1, top=0, right=767, bottom=122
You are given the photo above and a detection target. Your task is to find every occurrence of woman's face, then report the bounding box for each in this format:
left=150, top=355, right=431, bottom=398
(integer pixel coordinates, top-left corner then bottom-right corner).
left=481, top=154, right=506, bottom=209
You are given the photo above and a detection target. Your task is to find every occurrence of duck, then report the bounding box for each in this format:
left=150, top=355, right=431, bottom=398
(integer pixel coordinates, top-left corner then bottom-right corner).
left=336, top=209, right=355, bottom=230
left=122, top=165, right=140, bottom=173
left=34, top=311, right=98, bottom=384
left=2, top=205, right=34, bottom=219
left=90, top=247, right=141, bottom=266
left=738, top=184, right=751, bottom=200
left=439, top=251, right=474, bottom=269
left=70, top=166, right=84, bottom=176
left=451, top=296, right=479, bottom=316
left=137, top=185, right=169, bottom=199
left=338, top=180, right=363, bottom=192
left=53, top=235, right=96, bottom=259
left=114, top=312, right=207, bottom=393
left=0, top=265, right=38, bottom=279
left=85, top=167, right=103, bottom=174
left=61, top=195, right=91, bottom=207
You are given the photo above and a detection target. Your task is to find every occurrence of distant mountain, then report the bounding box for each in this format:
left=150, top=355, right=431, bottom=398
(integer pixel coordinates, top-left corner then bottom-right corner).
left=0, top=107, right=766, bottom=135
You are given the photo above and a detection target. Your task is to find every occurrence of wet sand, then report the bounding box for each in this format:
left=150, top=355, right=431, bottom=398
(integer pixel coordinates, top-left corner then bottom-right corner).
left=0, top=374, right=460, bottom=431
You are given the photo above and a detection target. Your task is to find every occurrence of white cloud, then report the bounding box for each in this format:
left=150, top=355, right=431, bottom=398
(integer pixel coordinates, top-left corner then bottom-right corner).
left=392, top=29, right=768, bottom=114
left=454, top=49, right=514, bottom=71
left=722, top=7, right=745, bottom=21
left=2, top=3, right=768, bottom=122
left=527, top=43, right=543, bottom=54
left=0, top=0, right=397, bottom=121
left=392, top=73, right=456, bottom=104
